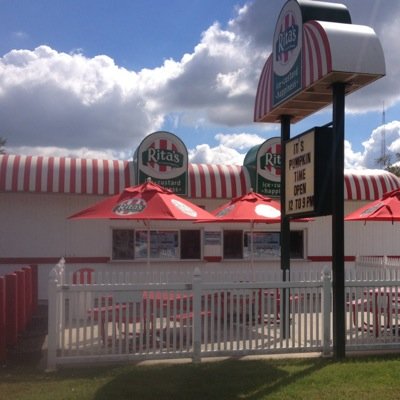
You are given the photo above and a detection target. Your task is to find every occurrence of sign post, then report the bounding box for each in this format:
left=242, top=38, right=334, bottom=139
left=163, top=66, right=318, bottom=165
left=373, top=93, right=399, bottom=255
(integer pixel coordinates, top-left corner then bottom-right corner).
left=332, top=82, right=346, bottom=359
left=280, top=115, right=291, bottom=339
left=253, top=0, right=385, bottom=359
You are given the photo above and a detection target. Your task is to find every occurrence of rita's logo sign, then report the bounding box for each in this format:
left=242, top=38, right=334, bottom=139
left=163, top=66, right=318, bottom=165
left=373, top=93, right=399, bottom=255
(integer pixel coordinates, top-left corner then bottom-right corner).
left=113, top=198, right=147, bottom=215
left=275, top=20, right=299, bottom=63
left=135, top=131, right=188, bottom=195
left=260, top=143, right=281, bottom=177
left=272, top=1, right=302, bottom=107
left=142, top=147, right=184, bottom=169
left=255, top=137, right=281, bottom=197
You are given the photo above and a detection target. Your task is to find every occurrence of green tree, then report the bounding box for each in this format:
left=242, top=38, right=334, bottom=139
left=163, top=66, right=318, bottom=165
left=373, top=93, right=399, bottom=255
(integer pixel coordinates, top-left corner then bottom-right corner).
left=0, top=137, right=6, bottom=155
left=376, top=153, right=400, bottom=177
left=386, top=163, right=400, bottom=177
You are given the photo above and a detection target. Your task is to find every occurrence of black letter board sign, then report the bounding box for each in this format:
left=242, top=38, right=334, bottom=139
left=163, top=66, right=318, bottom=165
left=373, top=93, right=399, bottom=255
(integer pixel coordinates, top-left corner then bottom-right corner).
left=285, top=126, right=333, bottom=218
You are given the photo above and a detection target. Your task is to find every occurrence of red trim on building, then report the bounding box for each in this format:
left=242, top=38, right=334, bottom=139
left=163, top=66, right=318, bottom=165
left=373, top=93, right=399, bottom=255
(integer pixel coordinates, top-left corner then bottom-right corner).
left=307, top=256, right=356, bottom=262
left=0, top=257, right=110, bottom=265
left=203, top=256, right=222, bottom=262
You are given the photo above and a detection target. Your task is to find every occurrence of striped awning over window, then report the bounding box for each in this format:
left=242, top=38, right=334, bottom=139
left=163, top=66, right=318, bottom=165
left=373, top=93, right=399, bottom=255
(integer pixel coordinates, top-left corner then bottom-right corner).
left=1, top=154, right=399, bottom=200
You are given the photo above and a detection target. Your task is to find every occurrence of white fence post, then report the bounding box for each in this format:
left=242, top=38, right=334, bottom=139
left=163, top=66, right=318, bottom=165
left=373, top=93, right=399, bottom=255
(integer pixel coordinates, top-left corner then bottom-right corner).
left=47, top=267, right=59, bottom=371
left=322, top=266, right=331, bottom=356
left=383, top=255, right=388, bottom=268
left=192, top=267, right=202, bottom=363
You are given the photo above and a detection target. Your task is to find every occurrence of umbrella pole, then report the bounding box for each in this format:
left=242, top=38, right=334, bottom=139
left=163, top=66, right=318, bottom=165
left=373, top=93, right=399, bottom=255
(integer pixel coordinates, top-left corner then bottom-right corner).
left=145, top=220, right=150, bottom=268
left=251, top=222, right=255, bottom=282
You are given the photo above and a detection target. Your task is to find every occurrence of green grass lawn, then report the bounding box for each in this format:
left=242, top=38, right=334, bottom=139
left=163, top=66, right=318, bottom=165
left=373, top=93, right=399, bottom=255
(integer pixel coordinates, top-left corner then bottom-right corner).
left=2, top=354, right=400, bottom=400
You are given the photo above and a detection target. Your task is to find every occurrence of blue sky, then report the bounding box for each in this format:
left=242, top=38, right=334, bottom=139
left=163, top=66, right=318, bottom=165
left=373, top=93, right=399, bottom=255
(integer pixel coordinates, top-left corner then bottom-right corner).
left=0, top=1, right=239, bottom=70
left=1, top=0, right=400, bottom=169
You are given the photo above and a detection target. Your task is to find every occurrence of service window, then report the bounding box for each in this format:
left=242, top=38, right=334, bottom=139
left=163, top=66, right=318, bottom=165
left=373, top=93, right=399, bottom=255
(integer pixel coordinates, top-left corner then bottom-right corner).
left=113, top=228, right=202, bottom=261
left=224, top=229, right=305, bottom=260
left=112, top=229, right=134, bottom=260
left=244, top=232, right=280, bottom=259
left=134, top=230, right=148, bottom=259
left=150, top=230, right=179, bottom=259
left=180, top=230, right=201, bottom=259
left=223, top=230, right=243, bottom=259
left=290, top=230, right=304, bottom=259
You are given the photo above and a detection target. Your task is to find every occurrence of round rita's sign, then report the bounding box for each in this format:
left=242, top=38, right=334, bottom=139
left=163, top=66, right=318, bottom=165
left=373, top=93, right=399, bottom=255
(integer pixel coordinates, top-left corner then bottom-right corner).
left=134, top=131, right=188, bottom=195
left=257, top=137, right=281, bottom=197
left=272, top=0, right=302, bottom=106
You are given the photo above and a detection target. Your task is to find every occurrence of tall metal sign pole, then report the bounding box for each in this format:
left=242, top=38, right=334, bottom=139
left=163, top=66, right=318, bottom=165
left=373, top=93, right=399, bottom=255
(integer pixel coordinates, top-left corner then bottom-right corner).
left=253, top=0, right=385, bottom=358
left=332, top=83, right=346, bottom=359
left=280, top=115, right=291, bottom=339
left=280, top=115, right=291, bottom=280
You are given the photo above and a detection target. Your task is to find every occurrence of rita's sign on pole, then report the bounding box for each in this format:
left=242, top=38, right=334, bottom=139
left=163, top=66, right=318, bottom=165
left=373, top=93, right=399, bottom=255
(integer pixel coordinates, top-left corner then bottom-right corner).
left=134, top=131, right=188, bottom=195
left=273, top=0, right=302, bottom=107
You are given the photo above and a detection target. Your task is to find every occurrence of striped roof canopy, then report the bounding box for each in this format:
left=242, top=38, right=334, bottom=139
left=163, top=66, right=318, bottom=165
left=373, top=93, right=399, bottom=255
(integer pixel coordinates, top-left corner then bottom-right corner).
left=255, top=11, right=385, bottom=124
left=1, top=154, right=399, bottom=201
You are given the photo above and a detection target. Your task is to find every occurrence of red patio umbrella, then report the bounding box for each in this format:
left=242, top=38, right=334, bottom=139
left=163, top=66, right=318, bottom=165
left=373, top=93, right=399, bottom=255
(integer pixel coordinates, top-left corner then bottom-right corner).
left=345, top=188, right=400, bottom=223
left=210, top=190, right=281, bottom=223
left=69, top=179, right=216, bottom=221
left=69, top=180, right=217, bottom=266
left=204, top=190, right=310, bottom=275
left=205, top=190, right=282, bottom=273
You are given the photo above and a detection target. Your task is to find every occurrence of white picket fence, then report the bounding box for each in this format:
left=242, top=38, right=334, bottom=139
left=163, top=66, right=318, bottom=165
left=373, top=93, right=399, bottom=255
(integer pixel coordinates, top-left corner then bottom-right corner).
left=47, top=259, right=400, bottom=369
left=355, top=255, right=400, bottom=270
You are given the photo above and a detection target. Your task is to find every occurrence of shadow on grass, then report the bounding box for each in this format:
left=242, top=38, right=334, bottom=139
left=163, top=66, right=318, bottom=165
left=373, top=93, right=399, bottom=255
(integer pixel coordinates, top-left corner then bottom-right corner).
left=93, top=357, right=330, bottom=400
left=3, top=354, right=400, bottom=399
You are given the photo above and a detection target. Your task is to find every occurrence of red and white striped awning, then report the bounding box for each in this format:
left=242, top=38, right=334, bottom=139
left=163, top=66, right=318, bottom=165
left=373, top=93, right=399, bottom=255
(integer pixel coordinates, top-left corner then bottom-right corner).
left=255, top=18, right=385, bottom=124
left=0, top=155, right=250, bottom=199
left=344, top=169, right=400, bottom=201
left=0, top=155, right=134, bottom=195
left=188, top=163, right=249, bottom=199
left=1, top=154, right=399, bottom=200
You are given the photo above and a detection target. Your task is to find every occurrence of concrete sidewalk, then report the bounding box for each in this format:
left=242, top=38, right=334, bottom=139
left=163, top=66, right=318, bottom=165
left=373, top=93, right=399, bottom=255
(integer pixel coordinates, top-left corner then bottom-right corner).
left=4, top=302, right=48, bottom=368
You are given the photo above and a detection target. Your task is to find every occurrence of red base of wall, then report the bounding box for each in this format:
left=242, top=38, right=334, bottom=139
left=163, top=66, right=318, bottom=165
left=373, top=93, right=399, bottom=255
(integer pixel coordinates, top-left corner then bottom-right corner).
left=0, top=255, right=375, bottom=265
left=0, top=257, right=110, bottom=265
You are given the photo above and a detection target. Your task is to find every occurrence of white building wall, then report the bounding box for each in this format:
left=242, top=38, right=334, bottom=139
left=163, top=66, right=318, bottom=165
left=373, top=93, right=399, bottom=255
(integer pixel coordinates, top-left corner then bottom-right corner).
left=0, top=192, right=109, bottom=257
left=2, top=192, right=400, bottom=299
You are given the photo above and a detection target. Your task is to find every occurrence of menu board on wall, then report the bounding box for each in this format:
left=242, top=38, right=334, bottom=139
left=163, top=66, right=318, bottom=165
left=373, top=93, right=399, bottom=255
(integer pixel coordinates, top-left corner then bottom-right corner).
left=150, top=231, right=178, bottom=258
left=204, top=231, right=222, bottom=246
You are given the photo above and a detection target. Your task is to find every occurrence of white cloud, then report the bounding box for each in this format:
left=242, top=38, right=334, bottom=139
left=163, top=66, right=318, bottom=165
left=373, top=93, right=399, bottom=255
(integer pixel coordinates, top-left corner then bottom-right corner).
left=188, top=131, right=269, bottom=165
left=214, top=132, right=264, bottom=150
left=6, top=145, right=131, bottom=160
left=0, top=46, right=164, bottom=154
left=153, top=20, right=267, bottom=126
left=1, top=0, right=400, bottom=163
left=344, top=120, right=400, bottom=169
left=344, top=140, right=363, bottom=169
left=189, top=143, right=245, bottom=165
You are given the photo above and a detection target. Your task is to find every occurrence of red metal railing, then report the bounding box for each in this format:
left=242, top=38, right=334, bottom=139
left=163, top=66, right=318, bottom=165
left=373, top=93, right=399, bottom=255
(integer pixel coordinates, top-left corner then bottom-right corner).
left=0, top=265, right=38, bottom=364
